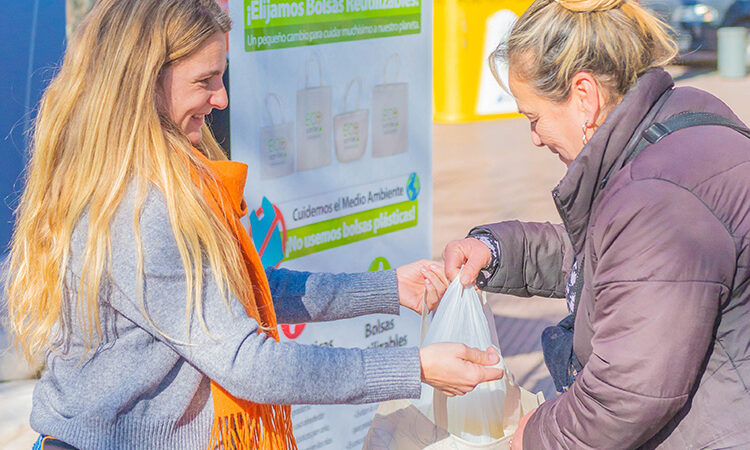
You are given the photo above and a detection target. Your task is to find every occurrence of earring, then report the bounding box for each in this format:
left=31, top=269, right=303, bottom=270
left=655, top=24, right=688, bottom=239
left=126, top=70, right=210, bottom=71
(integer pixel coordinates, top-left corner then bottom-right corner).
left=581, top=121, right=590, bottom=145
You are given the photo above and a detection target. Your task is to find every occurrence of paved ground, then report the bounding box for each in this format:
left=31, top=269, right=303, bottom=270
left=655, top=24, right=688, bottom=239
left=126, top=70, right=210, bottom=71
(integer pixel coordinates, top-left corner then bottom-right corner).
left=2, top=66, right=749, bottom=448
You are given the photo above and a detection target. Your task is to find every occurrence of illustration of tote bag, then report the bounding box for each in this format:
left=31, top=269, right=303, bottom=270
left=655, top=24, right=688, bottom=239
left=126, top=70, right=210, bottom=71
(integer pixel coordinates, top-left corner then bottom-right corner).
left=296, top=57, right=332, bottom=171
left=372, top=54, right=408, bottom=157
left=259, top=93, right=295, bottom=179
left=333, top=77, right=369, bottom=163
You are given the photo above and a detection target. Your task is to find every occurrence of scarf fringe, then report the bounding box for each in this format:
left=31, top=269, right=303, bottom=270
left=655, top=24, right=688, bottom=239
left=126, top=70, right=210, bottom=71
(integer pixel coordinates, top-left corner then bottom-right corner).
left=208, top=402, right=297, bottom=450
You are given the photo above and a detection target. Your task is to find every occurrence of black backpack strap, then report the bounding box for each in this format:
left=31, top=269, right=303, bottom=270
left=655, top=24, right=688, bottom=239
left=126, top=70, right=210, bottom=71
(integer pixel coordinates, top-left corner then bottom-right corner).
left=625, top=112, right=750, bottom=165
left=643, top=112, right=750, bottom=143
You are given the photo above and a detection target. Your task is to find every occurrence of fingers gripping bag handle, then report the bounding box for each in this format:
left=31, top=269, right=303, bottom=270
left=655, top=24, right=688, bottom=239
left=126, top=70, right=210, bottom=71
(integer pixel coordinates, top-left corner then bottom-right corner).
left=418, top=269, right=509, bottom=444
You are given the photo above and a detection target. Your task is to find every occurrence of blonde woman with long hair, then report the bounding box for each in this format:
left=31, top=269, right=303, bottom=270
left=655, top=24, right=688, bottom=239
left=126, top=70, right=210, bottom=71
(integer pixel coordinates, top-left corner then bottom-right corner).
left=5, top=1, right=504, bottom=448
left=444, top=0, right=750, bottom=447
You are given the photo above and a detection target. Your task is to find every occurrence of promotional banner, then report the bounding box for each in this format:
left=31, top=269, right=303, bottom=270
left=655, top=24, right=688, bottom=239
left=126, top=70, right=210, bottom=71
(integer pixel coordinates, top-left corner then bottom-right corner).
left=228, top=1, right=432, bottom=448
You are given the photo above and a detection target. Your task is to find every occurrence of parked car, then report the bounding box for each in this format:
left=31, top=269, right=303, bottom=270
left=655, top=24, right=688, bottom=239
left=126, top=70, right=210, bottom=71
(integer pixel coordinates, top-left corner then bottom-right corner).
left=641, top=0, right=750, bottom=62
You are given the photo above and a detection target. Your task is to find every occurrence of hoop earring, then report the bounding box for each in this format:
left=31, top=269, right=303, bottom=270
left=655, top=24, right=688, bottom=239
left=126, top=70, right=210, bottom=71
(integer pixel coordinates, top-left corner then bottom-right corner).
left=581, top=121, right=590, bottom=145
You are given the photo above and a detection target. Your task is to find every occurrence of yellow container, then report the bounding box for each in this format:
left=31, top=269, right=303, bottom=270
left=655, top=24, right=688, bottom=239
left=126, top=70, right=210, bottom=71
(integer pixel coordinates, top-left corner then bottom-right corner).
left=434, top=0, right=532, bottom=123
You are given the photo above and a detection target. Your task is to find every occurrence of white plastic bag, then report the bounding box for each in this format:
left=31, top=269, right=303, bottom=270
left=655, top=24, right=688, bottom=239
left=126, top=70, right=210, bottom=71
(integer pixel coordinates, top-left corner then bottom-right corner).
left=365, top=272, right=545, bottom=449
left=416, top=272, right=507, bottom=444
left=365, top=273, right=544, bottom=449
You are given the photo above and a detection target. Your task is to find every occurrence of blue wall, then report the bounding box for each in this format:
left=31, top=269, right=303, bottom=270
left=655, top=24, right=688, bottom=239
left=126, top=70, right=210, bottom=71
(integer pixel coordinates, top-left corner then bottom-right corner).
left=0, top=1, right=66, bottom=257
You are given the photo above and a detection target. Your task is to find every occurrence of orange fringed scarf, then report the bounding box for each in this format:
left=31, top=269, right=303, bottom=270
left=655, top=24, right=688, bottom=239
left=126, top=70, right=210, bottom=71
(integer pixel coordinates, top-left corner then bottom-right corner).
left=191, top=149, right=297, bottom=450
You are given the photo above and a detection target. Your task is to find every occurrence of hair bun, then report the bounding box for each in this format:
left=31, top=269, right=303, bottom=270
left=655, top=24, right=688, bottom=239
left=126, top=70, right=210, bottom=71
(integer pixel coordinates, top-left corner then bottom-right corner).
left=554, top=0, right=623, bottom=12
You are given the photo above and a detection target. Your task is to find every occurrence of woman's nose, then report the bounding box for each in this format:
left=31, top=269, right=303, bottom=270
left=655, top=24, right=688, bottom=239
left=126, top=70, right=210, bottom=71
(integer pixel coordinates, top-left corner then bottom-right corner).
left=211, top=85, right=228, bottom=110
left=530, top=129, right=543, bottom=147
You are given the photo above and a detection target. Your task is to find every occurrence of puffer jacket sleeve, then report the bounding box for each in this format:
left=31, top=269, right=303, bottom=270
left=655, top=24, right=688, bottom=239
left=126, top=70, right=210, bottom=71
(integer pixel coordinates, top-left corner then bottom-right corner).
left=469, top=221, right=573, bottom=298
left=523, top=178, right=735, bottom=449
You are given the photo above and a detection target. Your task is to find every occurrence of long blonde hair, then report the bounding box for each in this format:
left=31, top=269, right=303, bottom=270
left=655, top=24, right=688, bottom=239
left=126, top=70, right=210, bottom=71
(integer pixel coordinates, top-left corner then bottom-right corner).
left=491, top=0, right=678, bottom=103
left=6, top=0, right=258, bottom=362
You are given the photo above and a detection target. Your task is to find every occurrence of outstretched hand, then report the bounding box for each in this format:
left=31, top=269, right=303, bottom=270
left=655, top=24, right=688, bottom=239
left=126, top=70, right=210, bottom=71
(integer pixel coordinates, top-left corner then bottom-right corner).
left=442, top=237, right=492, bottom=286
left=420, top=343, right=504, bottom=396
left=396, top=259, right=450, bottom=314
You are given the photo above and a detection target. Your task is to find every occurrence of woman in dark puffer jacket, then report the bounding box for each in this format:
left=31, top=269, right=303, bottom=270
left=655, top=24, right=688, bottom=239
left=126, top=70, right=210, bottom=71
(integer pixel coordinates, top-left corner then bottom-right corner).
left=443, top=0, right=750, bottom=448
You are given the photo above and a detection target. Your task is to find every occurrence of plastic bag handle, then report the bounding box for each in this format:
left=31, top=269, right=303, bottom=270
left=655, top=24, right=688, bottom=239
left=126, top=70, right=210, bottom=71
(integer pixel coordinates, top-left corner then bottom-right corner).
left=419, top=287, right=430, bottom=346
left=420, top=267, right=463, bottom=346
left=433, top=389, right=449, bottom=431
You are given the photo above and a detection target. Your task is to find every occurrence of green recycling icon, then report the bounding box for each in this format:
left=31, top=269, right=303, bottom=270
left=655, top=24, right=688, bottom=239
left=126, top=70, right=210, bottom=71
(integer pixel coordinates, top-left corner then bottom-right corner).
left=368, top=256, right=392, bottom=272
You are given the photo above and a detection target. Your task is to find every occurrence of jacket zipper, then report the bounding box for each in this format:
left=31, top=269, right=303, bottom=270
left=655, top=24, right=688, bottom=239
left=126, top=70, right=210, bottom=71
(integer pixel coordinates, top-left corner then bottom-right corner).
left=553, top=188, right=581, bottom=258
left=552, top=189, right=570, bottom=232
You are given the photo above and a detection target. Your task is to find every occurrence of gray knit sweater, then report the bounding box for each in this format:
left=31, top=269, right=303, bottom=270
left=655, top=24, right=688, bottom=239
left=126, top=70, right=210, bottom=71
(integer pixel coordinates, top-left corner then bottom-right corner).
left=30, top=186, right=421, bottom=449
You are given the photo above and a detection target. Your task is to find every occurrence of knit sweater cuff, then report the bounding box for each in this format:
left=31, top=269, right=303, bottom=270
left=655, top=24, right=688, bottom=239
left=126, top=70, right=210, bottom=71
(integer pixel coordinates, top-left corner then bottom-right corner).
left=339, top=269, right=401, bottom=317
left=361, top=346, right=422, bottom=403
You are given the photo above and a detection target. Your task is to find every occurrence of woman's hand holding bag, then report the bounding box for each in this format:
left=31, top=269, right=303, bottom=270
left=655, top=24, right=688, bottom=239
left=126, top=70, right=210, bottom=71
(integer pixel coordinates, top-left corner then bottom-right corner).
left=443, top=238, right=493, bottom=286
left=420, top=344, right=503, bottom=396
left=396, top=260, right=450, bottom=313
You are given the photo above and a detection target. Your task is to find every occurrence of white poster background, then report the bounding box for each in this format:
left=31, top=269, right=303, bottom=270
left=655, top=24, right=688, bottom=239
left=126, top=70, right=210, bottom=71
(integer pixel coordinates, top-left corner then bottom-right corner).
left=228, top=2, right=433, bottom=449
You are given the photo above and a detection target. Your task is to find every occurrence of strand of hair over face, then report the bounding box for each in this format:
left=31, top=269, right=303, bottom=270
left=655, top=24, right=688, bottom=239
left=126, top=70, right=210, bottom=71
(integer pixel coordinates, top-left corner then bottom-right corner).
left=491, top=0, right=677, bottom=104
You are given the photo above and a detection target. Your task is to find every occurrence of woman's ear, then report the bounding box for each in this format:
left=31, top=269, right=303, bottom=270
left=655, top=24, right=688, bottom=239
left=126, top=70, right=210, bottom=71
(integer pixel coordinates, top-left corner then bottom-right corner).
left=570, top=72, right=604, bottom=125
